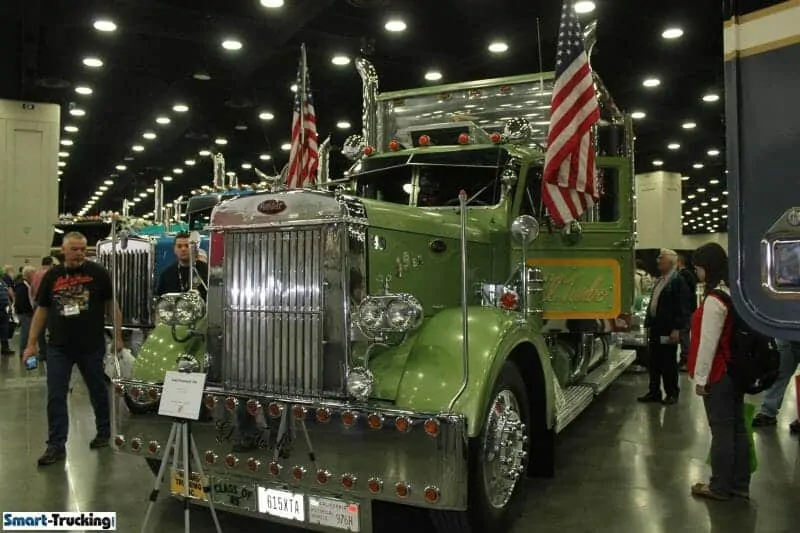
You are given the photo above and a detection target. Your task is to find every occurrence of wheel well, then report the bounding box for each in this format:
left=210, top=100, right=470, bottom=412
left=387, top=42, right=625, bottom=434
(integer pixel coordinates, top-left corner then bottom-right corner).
left=508, top=342, right=555, bottom=478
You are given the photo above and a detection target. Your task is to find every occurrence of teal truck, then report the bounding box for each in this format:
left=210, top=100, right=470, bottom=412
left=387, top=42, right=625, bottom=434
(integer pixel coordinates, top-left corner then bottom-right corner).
left=110, top=51, right=638, bottom=532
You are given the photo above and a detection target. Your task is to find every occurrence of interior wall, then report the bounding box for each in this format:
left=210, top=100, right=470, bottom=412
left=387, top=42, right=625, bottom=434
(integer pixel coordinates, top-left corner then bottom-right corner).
left=680, top=232, right=728, bottom=253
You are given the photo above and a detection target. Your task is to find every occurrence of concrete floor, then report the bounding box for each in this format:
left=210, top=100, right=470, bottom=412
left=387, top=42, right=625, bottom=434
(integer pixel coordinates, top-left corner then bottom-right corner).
left=1, top=353, right=798, bottom=533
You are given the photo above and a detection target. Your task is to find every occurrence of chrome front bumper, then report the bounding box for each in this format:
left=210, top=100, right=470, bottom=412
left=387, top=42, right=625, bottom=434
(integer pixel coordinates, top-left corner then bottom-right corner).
left=612, top=328, right=647, bottom=348
left=111, top=381, right=469, bottom=515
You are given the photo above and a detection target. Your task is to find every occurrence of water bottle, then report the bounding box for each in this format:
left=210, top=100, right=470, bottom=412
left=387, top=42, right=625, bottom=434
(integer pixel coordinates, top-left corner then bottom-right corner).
left=25, top=356, right=38, bottom=370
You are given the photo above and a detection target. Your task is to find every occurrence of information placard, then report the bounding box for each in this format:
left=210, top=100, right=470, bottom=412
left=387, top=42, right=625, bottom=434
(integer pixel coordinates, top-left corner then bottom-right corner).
left=157, top=371, right=207, bottom=420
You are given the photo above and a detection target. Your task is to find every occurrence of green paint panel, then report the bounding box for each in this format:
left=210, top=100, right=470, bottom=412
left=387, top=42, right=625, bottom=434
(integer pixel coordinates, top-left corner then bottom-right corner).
left=132, top=322, right=206, bottom=382
left=527, top=260, right=620, bottom=319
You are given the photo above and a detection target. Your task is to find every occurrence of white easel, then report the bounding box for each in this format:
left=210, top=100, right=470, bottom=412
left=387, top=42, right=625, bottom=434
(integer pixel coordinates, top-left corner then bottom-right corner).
left=140, top=371, right=223, bottom=533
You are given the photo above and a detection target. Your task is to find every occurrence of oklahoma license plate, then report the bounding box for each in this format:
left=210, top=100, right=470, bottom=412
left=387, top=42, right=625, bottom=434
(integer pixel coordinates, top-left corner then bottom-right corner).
left=309, top=496, right=360, bottom=532
left=257, top=487, right=305, bottom=522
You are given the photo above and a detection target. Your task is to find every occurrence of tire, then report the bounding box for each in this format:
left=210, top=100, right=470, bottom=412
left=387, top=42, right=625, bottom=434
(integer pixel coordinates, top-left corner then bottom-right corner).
left=431, top=360, right=532, bottom=533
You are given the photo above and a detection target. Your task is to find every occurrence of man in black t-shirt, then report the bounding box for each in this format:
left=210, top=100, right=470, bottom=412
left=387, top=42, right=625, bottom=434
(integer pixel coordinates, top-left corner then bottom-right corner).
left=22, top=231, right=124, bottom=466
left=156, top=232, right=208, bottom=299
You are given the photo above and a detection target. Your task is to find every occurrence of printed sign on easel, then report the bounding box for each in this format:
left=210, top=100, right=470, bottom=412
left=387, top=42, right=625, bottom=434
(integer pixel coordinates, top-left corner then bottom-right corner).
left=158, top=371, right=207, bottom=420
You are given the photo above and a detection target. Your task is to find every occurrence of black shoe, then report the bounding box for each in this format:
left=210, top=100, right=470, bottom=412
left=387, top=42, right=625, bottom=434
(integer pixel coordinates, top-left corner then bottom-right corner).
left=662, top=395, right=678, bottom=405
left=1, top=349, right=14, bottom=355
left=89, top=436, right=109, bottom=449
left=751, top=413, right=778, bottom=427
left=789, top=420, right=799, bottom=435
left=637, top=392, right=662, bottom=403
left=37, top=448, right=66, bottom=466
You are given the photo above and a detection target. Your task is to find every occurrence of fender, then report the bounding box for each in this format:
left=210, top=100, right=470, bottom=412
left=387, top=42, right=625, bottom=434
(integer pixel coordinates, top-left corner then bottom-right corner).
left=131, top=321, right=206, bottom=383
left=391, top=306, right=555, bottom=438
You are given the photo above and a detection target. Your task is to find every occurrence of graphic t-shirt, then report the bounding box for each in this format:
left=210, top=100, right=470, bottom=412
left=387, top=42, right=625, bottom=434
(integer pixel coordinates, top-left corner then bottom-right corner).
left=37, top=261, right=112, bottom=352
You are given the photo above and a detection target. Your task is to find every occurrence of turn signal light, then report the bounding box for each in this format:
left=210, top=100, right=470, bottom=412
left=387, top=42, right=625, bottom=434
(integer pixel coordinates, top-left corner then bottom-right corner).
left=395, top=416, right=411, bottom=433
left=316, top=470, right=331, bottom=485
left=424, top=418, right=440, bottom=437
left=224, top=397, right=238, bottom=411
left=204, top=451, right=217, bottom=465
left=458, top=133, right=470, bottom=145
left=292, top=466, right=305, bottom=480
left=341, top=411, right=357, bottom=427
left=424, top=486, right=440, bottom=504
left=389, top=140, right=400, bottom=151
left=203, top=395, right=216, bottom=410
left=225, top=454, right=239, bottom=468
left=363, top=146, right=374, bottom=156
left=418, top=135, right=431, bottom=146
left=490, top=131, right=502, bottom=144
left=114, top=436, right=125, bottom=448
left=267, top=402, right=283, bottom=418
left=367, top=478, right=383, bottom=494
left=341, top=474, right=356, bottom=489
left=130, top=387, right=141, bottom=400
left=292, top=405, right=306, bottom=420
left=315, top=408, right=331, bottom=423
left=246, top=399, right=261, bottom=416
left=147, top=388, right=160, bottom=401
left=395, top=481, right=411, bottom=498
left=367, top=414, right=383, bottom=430
left=130, top=438, right=142, bottom=452
left=247, top=458, right=261, bottom=472
left=113, top=383, right=125, bottom=395
left=147, top=441, right=160, bottom=454
left=269, top=462, right=281, bottom=476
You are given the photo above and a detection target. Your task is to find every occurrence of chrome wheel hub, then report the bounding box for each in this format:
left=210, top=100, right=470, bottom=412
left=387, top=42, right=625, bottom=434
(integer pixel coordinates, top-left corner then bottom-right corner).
left=481, top=389, right=528, bottom=509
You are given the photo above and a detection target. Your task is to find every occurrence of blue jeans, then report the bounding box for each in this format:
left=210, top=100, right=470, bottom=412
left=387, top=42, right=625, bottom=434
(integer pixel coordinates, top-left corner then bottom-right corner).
left=759, top=339, right=800, bottom=418
left=17, top=313, right=32, bottom=356
left=46, top=344, right=110, bottom=451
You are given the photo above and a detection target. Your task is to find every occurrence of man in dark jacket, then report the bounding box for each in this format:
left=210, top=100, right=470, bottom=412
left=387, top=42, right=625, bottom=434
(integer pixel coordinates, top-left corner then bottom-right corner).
left=639, top=249, right=692, bottom=405
left=677, top=254, right=698, bottom=371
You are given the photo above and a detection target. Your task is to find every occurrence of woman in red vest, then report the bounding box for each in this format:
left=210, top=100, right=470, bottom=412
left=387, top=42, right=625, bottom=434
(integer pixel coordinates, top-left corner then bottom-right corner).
left=688, top=242, right=751, bottom=501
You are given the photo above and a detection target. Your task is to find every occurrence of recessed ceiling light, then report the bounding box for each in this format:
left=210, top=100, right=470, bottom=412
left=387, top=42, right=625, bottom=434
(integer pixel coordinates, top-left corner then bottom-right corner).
left=64, top=125, right=79, bottom=133
left=723, top=191, right=729, bottom=196
left=185, top=159, right=196, bottom=166
left=631, top=111, right=646, bottom=120
left=145, top=187, right=154, bottom=193
left=82, top=57, right=103, bottom=68
left=241, top=163, right=253, bottom=170
left=132, top=145, right=144, bottom=152
left=662, top=27, right=684, bottom=39
left=104, top=180, right=114, bottom=185
left=668, top=142, right=680, bottom=150
left=260, top=0, right=284, bottom=7
left=173, top=168, right=184, bottom=174
left=69, top=108, right=86, bottom=117
left=193, top=72, right=211, bottom=81
left=693, top=163, right=704, bottom=169
left=75, top=86, right=93, bottom=95
left=697, top=188, right=707, bottom=193
left=337, top=121, right=351, bottom=129
left=215, top=138, right=227, bottom=145
left=116, top=165, right=127, bottom=170
left=58, top=161, right=66, bottom=167
left=156, top=116, right=171, bottom=125
left=331, top=55, right=351, bottom=66
left=259, top=112, right=275, bottom=121
left=60, top=139, right=73, bottom=146
left=653, top=160, right=664, bottom=166
left=58, top=151, right=69, bottom=157
left=642, top=78, right=660, bottom=88
left=681, top=176, right=689, bottom=181
left=281, top=143, right=291, bottom=151
left=163, top=175, right=173, bottom=182
left=707, top=149, right=720, bottom=156
left=573, top=1, right=596, bottom=14
left=688, top=194, right=696, bottom=199
left=173, top=104, right=189, bottom=112
left=139, top=192, right=148, bottom=198
left=234, top=122, right=248, bottom=131
left=385, top=19, right=407, bottom=32
left=93, top=19, right=117, bottom=32
left=142, top=132, right=156, bottom=140
left=702, top=93, right=720, bottom=103
left=709, top=179, right=720, bottom=185
left=260, top=154, right=272, bottom=161
left=222, top=39, right=243, bottom=51
left=199, top=150, right=211, bottom=157
left=133, top=198, right=141, bottom=203
left=290, top=84, right=298, bottom=93
left=425, top=71, right=443, bottom=81
left=682, top=122, right=696, bottom=129
left=488, top=41, right=509, bottom=53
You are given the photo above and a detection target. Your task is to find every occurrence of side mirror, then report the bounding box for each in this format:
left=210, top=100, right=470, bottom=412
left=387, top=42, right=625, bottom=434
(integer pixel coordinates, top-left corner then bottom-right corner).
left=511, top=215, right=540, bottom=244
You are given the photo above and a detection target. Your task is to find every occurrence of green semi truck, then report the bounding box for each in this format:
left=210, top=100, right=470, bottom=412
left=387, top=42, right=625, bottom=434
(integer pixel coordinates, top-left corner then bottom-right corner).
left=111, top=57, right=637, bottom=533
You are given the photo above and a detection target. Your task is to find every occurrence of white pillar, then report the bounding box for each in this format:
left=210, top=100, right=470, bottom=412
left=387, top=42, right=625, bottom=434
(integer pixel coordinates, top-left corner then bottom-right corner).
left=634, top=171, right=683, bottom=250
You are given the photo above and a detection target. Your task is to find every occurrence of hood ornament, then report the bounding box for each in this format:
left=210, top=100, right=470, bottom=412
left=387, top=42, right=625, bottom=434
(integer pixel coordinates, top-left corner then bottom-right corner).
left=257, top=199, right=287, bottom=215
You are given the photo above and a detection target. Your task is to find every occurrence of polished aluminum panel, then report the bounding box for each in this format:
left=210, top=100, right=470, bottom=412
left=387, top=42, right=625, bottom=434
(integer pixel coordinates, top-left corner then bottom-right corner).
left=96, top=236, right=154, bottom=327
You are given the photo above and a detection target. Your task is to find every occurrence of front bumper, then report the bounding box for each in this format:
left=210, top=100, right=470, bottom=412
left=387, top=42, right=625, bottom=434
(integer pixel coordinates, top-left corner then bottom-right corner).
left=111, top=381, right=469, bottom=516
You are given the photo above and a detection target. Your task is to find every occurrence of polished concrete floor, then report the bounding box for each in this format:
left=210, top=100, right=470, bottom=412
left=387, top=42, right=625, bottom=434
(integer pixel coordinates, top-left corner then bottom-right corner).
left=1, top=352, right=798, bottom=533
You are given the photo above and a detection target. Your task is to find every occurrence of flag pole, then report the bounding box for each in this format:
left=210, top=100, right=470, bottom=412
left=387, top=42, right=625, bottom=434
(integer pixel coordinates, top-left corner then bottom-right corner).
left=536, top=18, right=544, bottom=92
left=300, top=43, right=308, bottom=168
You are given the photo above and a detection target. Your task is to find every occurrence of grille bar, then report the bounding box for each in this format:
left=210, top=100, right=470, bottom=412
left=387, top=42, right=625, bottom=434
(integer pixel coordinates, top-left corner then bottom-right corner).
left=99, top=249, right=152, bottom=326
left=222, top=228, right=325, bottom=395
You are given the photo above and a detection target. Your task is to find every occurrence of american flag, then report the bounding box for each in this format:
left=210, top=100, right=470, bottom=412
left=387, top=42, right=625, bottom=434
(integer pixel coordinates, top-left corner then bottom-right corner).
left=285, top=45, right=319, bottom=189
left=540, top=2, right=600, bottom=226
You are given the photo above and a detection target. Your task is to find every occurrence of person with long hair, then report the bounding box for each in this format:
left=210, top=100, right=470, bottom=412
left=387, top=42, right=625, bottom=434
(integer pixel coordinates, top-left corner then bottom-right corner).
left=687, top=242, right=751, bottom=500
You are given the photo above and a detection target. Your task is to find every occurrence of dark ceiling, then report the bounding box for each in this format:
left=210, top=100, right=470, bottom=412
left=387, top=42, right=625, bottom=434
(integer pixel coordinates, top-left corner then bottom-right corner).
left=2, top=0, right=736, bottom=234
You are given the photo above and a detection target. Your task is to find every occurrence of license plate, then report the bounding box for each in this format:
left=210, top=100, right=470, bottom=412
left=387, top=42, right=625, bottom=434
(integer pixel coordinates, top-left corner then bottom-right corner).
left=211, top=478, right=256, bottom=511
left=309, top=496, right=360, bottom=532
left=257, top=487, right=305, bottom=522
left=170, top=469, right=208, bottom=501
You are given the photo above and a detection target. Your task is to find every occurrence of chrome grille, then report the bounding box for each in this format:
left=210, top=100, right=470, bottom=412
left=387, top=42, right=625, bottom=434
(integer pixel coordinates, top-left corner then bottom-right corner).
left=98, top=245, right=153, bottom=327
left=222, top=226, right=336, bottom=395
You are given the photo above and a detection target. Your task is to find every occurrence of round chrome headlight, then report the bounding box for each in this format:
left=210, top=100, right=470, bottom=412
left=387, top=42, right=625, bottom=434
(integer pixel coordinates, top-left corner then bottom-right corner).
left=156, top=298, right=177, bottom=324
left=175, top=291, right=205, bottom=324
left=346, top=366, right=374, bottom=401
left=385, top=296, right=423, bottom=330
left=357, top=299, right=385, bottom=331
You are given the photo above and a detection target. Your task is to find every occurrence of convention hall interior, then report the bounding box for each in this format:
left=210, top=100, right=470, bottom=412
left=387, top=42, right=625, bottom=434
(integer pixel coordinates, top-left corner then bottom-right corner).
left=0, top=0, right=798, bottom=532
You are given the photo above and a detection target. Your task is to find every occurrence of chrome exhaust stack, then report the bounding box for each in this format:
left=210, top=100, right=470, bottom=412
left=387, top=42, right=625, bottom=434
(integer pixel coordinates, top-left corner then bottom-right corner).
left=355, top=58, right=379, bottom=151
left=154, top=179, right=164, bottom=224
left=317, top=136, right=331, bottom=185
left=213, top=153, right=226, bottom=189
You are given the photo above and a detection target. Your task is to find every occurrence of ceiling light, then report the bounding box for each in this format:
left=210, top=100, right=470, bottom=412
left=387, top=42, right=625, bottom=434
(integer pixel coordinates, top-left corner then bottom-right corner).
left=132, top=145, right=144, bottom=152
left=173, top=104, right=189, bottom=112
left=58, top=151, right=69, bottom=157
left=93, top=19, right=117, bottom=32
left=133, top=198, right=141, bottom=203
left=58, top=161, right=66, bottom=168
left=385, top=19, right=407, bottom=32
left=711, top=196, right=720, bottom=202
left=82, top=57, right=103, bottom=68
left=709, top=179, right=720, bottom=185
left=193, top=72, right=211, bottom=81
left=58, top=171, right=63, bottom=176
left=260, top=0, right=284, bottom=7
left=707, top=149, right=720, bottom=156
left=488, top=41, right=509, bottom=53
left=69, top=108, right=86, bottom=117
left=139, top=192, right=148, bottom=198
left=163, top=176, right=173, bottom=182
left=668, top=142, right=680, bottom=150
left=693, top=163, right=704, bottom=169
left=64, top=125, right=78, bottom=133
left=92, top=195, right=100, bottom=200
left=642, top=78, right=661, bottom=88
left=173, top=168, right=184, bottom=174
left=99, top=186, right=108, bottom=191
left=75, top=86, right=93, bottom=95
left=662, top=27, right=684, bottom=39
left=682, top=122, right=696, bottom=129
left=573, top=1, right=596, bottom=14
left=425, top=71, right=443, bottom=81
left=337, top=121, right=351, bottom=129
left=146, top=187, right=155, bottom=193
left=60, top=139, right=73, bottom=146
left=156, top=116, right=171, bottom=125
left=688, top=194, right=696, bottom=199
left=281, top=143, right=291, bottom=151
left=290, top=84, right=298, bottom=93
left=215, top=138, right=227, bottom=145
left=259, top=112, right=275, bottom=121
left=653, top=160, right=663, bottom=166
left=241, top=163, right=252, bottom=170
left=234, top=122, right=248, bottom=131
left=260, top=154, right=271, bottom=161
left=723, top=191, right=729, bottom=196
left=331, top=55, right=351, bottom=66
left=142, top=132, right=156, bottom=140
left=222, top=39, right=242, bottom=51
left=199, top=150, right=211, bottom=157
left=631, top=111, right=646, bottom=120
left=697, top=188, right=707, bottom=193
left=681, top=176, right=690, bottom=181
left=185, top=159, right=196, bottom=166
left=115, top=165, right=127, bottom=171
left=703, top=93, right=720, bottom=103
left=104, top=180, right=114, bottom=185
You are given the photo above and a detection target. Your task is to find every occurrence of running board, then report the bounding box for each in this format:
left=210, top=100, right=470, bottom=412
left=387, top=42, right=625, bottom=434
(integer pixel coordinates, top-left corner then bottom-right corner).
left=555, top=348, right=637, bottom=434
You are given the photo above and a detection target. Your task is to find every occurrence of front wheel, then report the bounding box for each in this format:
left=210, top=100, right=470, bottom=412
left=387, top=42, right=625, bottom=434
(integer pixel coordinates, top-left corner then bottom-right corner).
left=432, top=361, right=532, bottom=533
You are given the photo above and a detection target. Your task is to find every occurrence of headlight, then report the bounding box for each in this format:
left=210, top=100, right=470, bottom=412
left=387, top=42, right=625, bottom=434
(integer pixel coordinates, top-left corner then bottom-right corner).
left=346, top=366, right=374, bottom=401
left=354, top=294, right=423, bottom=338
left=157, top=290, right=206, bottom=326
